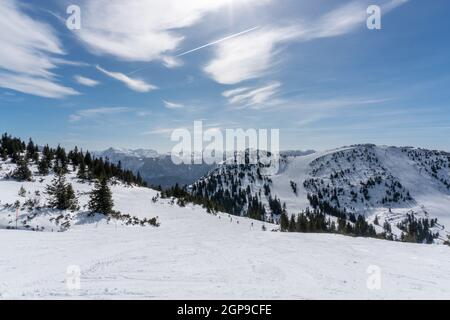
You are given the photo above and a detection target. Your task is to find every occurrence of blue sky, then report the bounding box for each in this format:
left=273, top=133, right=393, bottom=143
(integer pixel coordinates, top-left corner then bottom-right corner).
left=0, top=0, right=449, bottom=152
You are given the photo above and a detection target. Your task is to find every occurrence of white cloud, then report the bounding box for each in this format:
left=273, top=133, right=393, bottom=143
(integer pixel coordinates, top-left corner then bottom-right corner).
left=142, top=127, right=175, bottom=136
left=163, top=100, right=184, bottom=109
left=96, top=65, right=157, bottom=92
left=204, top=27, right=298, bottom=85
left=75, top=0, right=268, bottom=64
left=136, top=111, right=152, bottom=117
left=204, top=0, right=408, bottom=84
left=161, top=56, right=183, bottom=69
left=74, top=75, right=100, bottom=87
left=0, top=0, right=78, bottom=98
left=308, top=1, right=368, bottom=39
left=52, top=58, right=91, bottom=67
left=0, top=73, right=79, bottom=99
left=223, top=82, right=282, bottom=108
left=69, top=107, right=131, bottom=122
left=222, top=87, right=251, bottom=98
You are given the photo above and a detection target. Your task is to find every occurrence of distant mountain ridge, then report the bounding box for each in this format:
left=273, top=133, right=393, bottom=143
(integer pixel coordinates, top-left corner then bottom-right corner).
left=94, top=148, right=213, bottom=188
left=188, top=144, right=450, bottom=243
left=94, top=148, right=317, bottom=188
left=99, top=147, right=160, bottom=160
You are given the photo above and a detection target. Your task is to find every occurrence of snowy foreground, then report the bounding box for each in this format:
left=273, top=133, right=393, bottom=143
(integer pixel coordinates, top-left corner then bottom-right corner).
left=1, top=185, right=449, bottom=299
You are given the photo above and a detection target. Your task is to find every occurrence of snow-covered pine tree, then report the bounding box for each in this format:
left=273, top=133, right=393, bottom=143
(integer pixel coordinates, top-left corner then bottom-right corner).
left=38, top=156, right=50, bottom=175
left=12, top=158, right=32, bottom=181
left=46, top=172, right=79, bottom=211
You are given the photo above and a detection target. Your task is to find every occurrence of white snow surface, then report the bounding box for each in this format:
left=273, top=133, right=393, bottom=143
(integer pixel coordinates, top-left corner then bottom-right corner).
left=1, top=199, right=449, bottom=299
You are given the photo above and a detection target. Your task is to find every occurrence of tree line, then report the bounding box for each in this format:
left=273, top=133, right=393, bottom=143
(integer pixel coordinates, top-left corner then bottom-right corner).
left=277, top=193, right=440, bottom=244
left=1, top=133, right=146, bottom=186
left=1, top=133, right=147, bottom=217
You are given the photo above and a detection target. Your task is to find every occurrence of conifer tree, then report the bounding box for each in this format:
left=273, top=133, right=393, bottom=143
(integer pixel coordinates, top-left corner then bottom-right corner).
left=280, top=212, right=289, bottom=232
left=288, top=214, right=296, bottom=232
left=12, top=158, right=32, bottom=181
left=1, top=148, right=7, bottom=161
left=65, top=184, right=78, bottom=211
left=53, top=158, right=68, bottom=175
left=25, top=138, right=36, bottom=160
left=42, top=144, right=53, bottom=161
left=46, top=172, right=79, bottom=211
left=88, top=178, right=114, bottom=215
left=38, top=156, right=50, bottom=175
left=53, top=145, right=68, bottom=174
left=383, top=221, right=392, bottom=233
left=77, top=159, right=87, bottom=179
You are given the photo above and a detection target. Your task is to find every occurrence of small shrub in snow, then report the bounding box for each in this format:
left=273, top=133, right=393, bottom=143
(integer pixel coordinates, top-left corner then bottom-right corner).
left=18, top=186, right=26, bottom=197
left=444, top=236, right=450, bottom=246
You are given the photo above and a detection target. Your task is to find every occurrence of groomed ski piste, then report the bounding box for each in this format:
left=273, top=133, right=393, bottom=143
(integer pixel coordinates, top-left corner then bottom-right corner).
left=1, top=150, right=450, bottom=299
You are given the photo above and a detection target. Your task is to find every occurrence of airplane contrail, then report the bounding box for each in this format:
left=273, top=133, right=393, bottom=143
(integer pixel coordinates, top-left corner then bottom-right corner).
left=175, top=26, right=260, bottom=57
left=127, top=26, right=260, bottom=76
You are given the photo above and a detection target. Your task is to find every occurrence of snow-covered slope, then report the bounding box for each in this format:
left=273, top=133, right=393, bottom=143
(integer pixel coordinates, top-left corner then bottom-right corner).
left=192, top=145, right=450, bottom=242
left=0, top=158, right=154, bottom=231
left=1, top=193, right=449, bottom=299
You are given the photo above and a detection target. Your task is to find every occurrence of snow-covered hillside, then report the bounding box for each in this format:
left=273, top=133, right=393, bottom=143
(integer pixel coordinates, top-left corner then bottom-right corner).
left=191, top=145, right=450, bottom=243
left=0, top=158, right=155, bottom=232
left=1, top=189, right=449, bottom=299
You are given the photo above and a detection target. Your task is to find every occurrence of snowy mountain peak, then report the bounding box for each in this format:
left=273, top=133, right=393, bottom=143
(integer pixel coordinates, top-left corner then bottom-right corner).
left=101, top=147, right=159, bottom=159
left=190, top=144, right=450, bottom=243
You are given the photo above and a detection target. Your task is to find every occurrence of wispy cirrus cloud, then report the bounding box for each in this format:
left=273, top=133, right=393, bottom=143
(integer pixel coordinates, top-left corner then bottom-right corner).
left=204, top=26, right=298, bottom=85
left=282, top=96, right=394, bottom=128
left=69, top=107, right=131, bottom=122
left=50, top=58, right=91, bottom=67
left=96, top=65, right=157, bottom=92
left=74, top=75, right=100, bottom=87
left=163, top=100, right=184, bottom=109
left=0, top=0, right=78, bottom=98
left=223, top=82, right=282, bottom=108
left=204, top=0, right=408, bottom=85
left=0, top=73, right=79, bottom=99
left=142, top=127, right=176, bottom=136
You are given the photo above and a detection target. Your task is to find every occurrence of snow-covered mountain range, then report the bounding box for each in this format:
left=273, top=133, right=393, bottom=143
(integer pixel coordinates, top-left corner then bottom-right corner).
left=94, top=148, right=317, bottom=189
left=99, top=147, right=160, bottom=160
left=191, top=144, right=450, bottom=243
left=94, top=147, right=214, bottom=188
